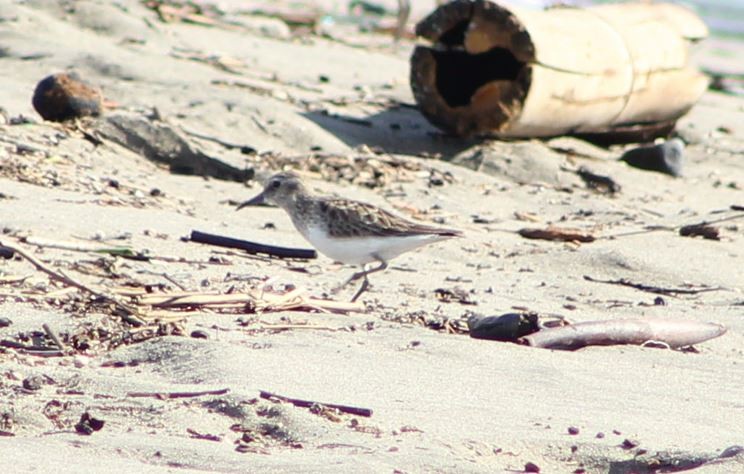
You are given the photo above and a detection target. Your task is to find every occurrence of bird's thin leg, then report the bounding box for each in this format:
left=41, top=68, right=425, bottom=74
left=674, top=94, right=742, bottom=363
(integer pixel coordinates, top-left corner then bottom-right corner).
left=350, top=257, right=388, bottom=302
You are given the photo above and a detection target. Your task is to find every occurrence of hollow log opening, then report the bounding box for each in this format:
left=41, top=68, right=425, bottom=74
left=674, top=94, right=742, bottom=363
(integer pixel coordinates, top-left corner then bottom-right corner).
left=432, top=47, right=524, bottom=108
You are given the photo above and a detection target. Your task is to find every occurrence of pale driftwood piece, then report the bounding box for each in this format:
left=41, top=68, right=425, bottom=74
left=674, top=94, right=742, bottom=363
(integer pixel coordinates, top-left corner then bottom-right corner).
left=520, top=318, right=726, bottom=350
left=259, top=390, right=373, bottom=417
left=127, top=388, right=229, bottom=399
left=412, top=1, right=708, bottom=139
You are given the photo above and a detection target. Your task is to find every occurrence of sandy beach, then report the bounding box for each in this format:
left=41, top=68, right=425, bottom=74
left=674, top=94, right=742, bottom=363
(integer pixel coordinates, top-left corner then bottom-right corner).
left=1, top=1, right=743, bottom=472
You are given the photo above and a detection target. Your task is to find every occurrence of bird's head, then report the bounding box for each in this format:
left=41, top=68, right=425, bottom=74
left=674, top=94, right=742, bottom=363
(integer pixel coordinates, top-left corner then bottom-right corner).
left=236, top=171, right=306, bottom=211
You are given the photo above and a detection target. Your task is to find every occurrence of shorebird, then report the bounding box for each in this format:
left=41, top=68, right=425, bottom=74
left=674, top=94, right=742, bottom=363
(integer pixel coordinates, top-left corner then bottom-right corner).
left=237, top=172, right=462, bottom=301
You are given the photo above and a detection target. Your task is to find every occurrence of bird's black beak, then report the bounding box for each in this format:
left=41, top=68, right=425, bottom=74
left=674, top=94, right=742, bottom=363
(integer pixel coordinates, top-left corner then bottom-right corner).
left=236, top=191, right=266, bottom=211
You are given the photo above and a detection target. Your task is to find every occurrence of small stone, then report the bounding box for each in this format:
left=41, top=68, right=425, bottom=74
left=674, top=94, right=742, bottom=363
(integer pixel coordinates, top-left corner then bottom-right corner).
left=720, top=445, right=744, bottom=458
left=190, top=330, right=209, bottom=339
left=620, top=138, right=684, bottom=177
left=621, top=438, right=639, bottom=449
left=524, top=461, right=540, bottom=473
left=74, top=412, right=105, bottom=435
left=0, top=317, right=12, bottom=328
left=596, top=432, right=605, bottom=439
left=32, top=72, right=103, bottom=122
left=22, top=376, right=44, bottom=391
left=149, top=188, right=163, bottom=197
left=568, top=426, right=580, bottom=435
left=467, top=313, right=539, bottom=341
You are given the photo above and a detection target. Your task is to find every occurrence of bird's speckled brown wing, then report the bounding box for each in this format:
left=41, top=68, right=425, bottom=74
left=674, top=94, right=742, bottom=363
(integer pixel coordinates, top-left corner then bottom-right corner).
left=317, top=198, right=461, bottom=238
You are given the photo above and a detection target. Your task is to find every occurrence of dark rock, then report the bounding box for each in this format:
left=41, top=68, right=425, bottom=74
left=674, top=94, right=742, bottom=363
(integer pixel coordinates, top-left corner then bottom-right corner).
left=32, top=72, right=102, bottom=122
left=620, top=138, right=684, bottom=177
left=0, top=317, right=12, bottom=327
left=467, top=313, right=539, bottom=341
left=22, top=376, right=44, bottom=391
left=190, top=330, right=209, bottom=339
left=524, top=461, right=540, bottom=473
left=75, top=412, right=105, bottom=435
left=568, top=426, right=579, bottom=435
left=94, top=113, right=250, bottom=182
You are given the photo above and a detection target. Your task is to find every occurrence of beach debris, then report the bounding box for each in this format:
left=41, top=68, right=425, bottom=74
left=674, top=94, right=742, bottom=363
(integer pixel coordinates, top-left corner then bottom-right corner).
left=519, top=318, right=726, bottom=351
left=91, top=112, right=250, bottom=182
left=74, top=412, right=105, bottom=435
left=434, top=287, right=477, bottom=305
left=518, top=226, right=596, bottom=243
left=117, top=286, right=363, bottom=320
left=576, top=167, right=621, bottom=195
left=187, top=428, right=222, bottom=442
left=679, top=223, right=720, bottom=240
left=411, top=1, right=708, bottom=140
left=524, top=461, right=541, bottom=473
left=189, top=230, right=317, bottom=260
left=22, top=376, right=44, bottom=391
left=259, top=390, right=373, bottom=417
left=32, top=72, right=102, bottom=122
left=127, top=388, right=230, bottom=400
left=582, top=275, right=722, bottom=296
left=0, top=238, right=146, bottom=325
left=467, top=313, right=538, bottom=341
left=620, top=139, right=685, bottom=177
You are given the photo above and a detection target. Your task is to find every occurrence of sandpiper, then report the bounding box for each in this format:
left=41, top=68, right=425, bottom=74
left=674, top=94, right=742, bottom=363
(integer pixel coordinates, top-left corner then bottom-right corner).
left=237, top=171, right=462, bottom=301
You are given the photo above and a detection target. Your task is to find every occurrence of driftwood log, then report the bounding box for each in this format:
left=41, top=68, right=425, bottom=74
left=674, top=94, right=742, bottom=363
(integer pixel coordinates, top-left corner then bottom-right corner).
left=520, top=318, right=726, bottom=350
left=411, top=1, right=708, bottom=140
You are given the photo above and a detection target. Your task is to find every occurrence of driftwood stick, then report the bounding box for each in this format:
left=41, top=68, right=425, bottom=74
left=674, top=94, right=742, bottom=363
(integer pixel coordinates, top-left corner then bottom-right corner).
left=583, top=275, right=722, bottom=296
left=0, top=239, right=146, bottom=325
left=189, top=230, right=317, bottom=259
left=126, top=388, right=230, bottom=399
left=259, top=390, right=373, bottom=417
left=520, top=318, right=726, bottom=350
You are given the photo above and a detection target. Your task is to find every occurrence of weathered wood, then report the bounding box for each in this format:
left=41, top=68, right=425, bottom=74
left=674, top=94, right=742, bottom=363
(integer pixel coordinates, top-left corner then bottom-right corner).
left=520, top=318, right=726, bottom=350
left=411, top=1, right=708, bottom=140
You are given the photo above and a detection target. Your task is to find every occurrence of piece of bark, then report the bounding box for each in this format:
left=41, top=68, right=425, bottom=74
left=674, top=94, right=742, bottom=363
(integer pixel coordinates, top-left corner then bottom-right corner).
left=518, top=226, right=595, bottom=243
left=679, top=223, right=720, bottom=240
left=520, top=318, right=726, bottom=350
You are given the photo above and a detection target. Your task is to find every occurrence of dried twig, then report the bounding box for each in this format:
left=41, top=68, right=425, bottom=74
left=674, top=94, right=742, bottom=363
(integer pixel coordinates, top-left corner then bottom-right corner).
left=189, top=230, right=316, bottom=259
left=0, top=239, right=145, bottom=325
left=126, top=388, right=229, bottom=399
left=583, top=275, right=723, bottom=296
left=259, top=390, right=373, bottom=417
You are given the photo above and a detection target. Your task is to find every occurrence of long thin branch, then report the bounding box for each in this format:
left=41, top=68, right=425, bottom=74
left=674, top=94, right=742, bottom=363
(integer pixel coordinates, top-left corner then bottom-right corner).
left=583, top=275, right=723, bottom=296
left=189, top=230, right=317, bottom=259
left=259, top=390, right=373, bottom=417
left=126, top=388, right=229, bottom=399
left=0, top=239, right=145, bottom=325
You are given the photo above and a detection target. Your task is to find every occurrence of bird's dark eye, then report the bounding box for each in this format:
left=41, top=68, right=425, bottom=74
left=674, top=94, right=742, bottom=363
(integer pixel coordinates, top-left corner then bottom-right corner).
left=271, top=180, right=281, bottom=189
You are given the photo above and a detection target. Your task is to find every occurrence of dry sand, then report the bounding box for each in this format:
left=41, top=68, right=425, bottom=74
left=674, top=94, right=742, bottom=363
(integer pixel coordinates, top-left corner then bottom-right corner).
left=1, top=1, right=743, bottom=472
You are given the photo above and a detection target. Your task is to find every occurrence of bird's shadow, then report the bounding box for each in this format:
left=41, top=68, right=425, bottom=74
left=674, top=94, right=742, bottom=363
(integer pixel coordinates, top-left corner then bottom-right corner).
left=301, top=103, right=478, bottom=160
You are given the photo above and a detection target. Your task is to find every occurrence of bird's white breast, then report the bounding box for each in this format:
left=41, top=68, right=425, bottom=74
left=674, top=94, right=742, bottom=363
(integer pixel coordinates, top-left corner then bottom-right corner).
left=301, top=225, right=450, bottom=265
